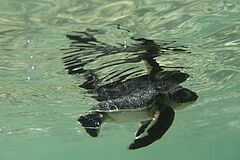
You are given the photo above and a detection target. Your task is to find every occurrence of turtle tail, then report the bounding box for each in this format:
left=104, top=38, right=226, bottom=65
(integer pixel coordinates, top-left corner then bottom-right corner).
left=78, top=113, right=104, bottom=137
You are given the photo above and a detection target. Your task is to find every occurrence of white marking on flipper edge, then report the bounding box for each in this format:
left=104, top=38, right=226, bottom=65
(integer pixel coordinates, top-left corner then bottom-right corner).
left=135, top=111, right=160, bottom=139
left=77, top=121, right=100, bottom=129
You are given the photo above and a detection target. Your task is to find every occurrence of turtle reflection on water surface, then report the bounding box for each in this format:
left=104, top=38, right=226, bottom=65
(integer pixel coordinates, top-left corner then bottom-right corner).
left=62, top=27, right=198, bottom=150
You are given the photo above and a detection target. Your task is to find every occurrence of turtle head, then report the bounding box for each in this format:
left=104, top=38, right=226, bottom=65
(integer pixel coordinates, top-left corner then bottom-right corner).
left=169, top=87, right=198, bottom=109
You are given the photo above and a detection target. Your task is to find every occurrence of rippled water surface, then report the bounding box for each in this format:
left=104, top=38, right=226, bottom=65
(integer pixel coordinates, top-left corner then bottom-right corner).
left=0, top=0, right=240, bottom=160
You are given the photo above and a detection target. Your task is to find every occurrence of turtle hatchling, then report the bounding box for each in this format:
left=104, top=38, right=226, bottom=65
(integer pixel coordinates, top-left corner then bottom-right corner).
left=62, top=27, right=198, bottom=150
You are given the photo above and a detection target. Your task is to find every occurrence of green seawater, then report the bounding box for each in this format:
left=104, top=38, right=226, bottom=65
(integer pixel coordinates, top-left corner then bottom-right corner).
left=0, top=0, right=240, bottom=160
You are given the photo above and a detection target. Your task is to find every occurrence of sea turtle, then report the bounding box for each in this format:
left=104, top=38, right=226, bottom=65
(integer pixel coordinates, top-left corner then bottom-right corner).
left=77, top=69, right=197, bottom=150
left=62, top=27, right=198, bottom=150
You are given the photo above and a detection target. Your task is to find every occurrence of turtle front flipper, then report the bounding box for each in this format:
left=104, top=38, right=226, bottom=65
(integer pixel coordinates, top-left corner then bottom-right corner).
left=78, top=112, right=104, bottom=137
left=129, top=106, right=175, bottom=150
left=135, top=120, right=152, bottom=137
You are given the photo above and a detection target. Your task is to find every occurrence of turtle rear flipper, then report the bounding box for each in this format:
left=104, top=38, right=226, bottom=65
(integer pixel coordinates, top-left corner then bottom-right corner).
left=129, top=106, right=175, bottom=150
left=78, top=113, right=104, bottom=137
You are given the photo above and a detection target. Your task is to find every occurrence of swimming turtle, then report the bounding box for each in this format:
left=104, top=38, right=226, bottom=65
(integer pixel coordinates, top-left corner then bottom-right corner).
left=62, top=28, right=198, bottom=150
left=77, top=69, right=197, bottom=150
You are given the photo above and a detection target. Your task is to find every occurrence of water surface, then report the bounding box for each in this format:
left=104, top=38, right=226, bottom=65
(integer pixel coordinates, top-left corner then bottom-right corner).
left=0, top=0, right=240, bottom=160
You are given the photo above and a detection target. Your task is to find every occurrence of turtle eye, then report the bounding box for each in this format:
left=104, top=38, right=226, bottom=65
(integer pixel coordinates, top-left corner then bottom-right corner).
left=179, top=90, right=191, bottom=99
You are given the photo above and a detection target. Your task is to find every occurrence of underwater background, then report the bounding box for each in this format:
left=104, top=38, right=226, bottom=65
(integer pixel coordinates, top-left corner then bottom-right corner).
left=0, top=0, right=239, bottom=160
